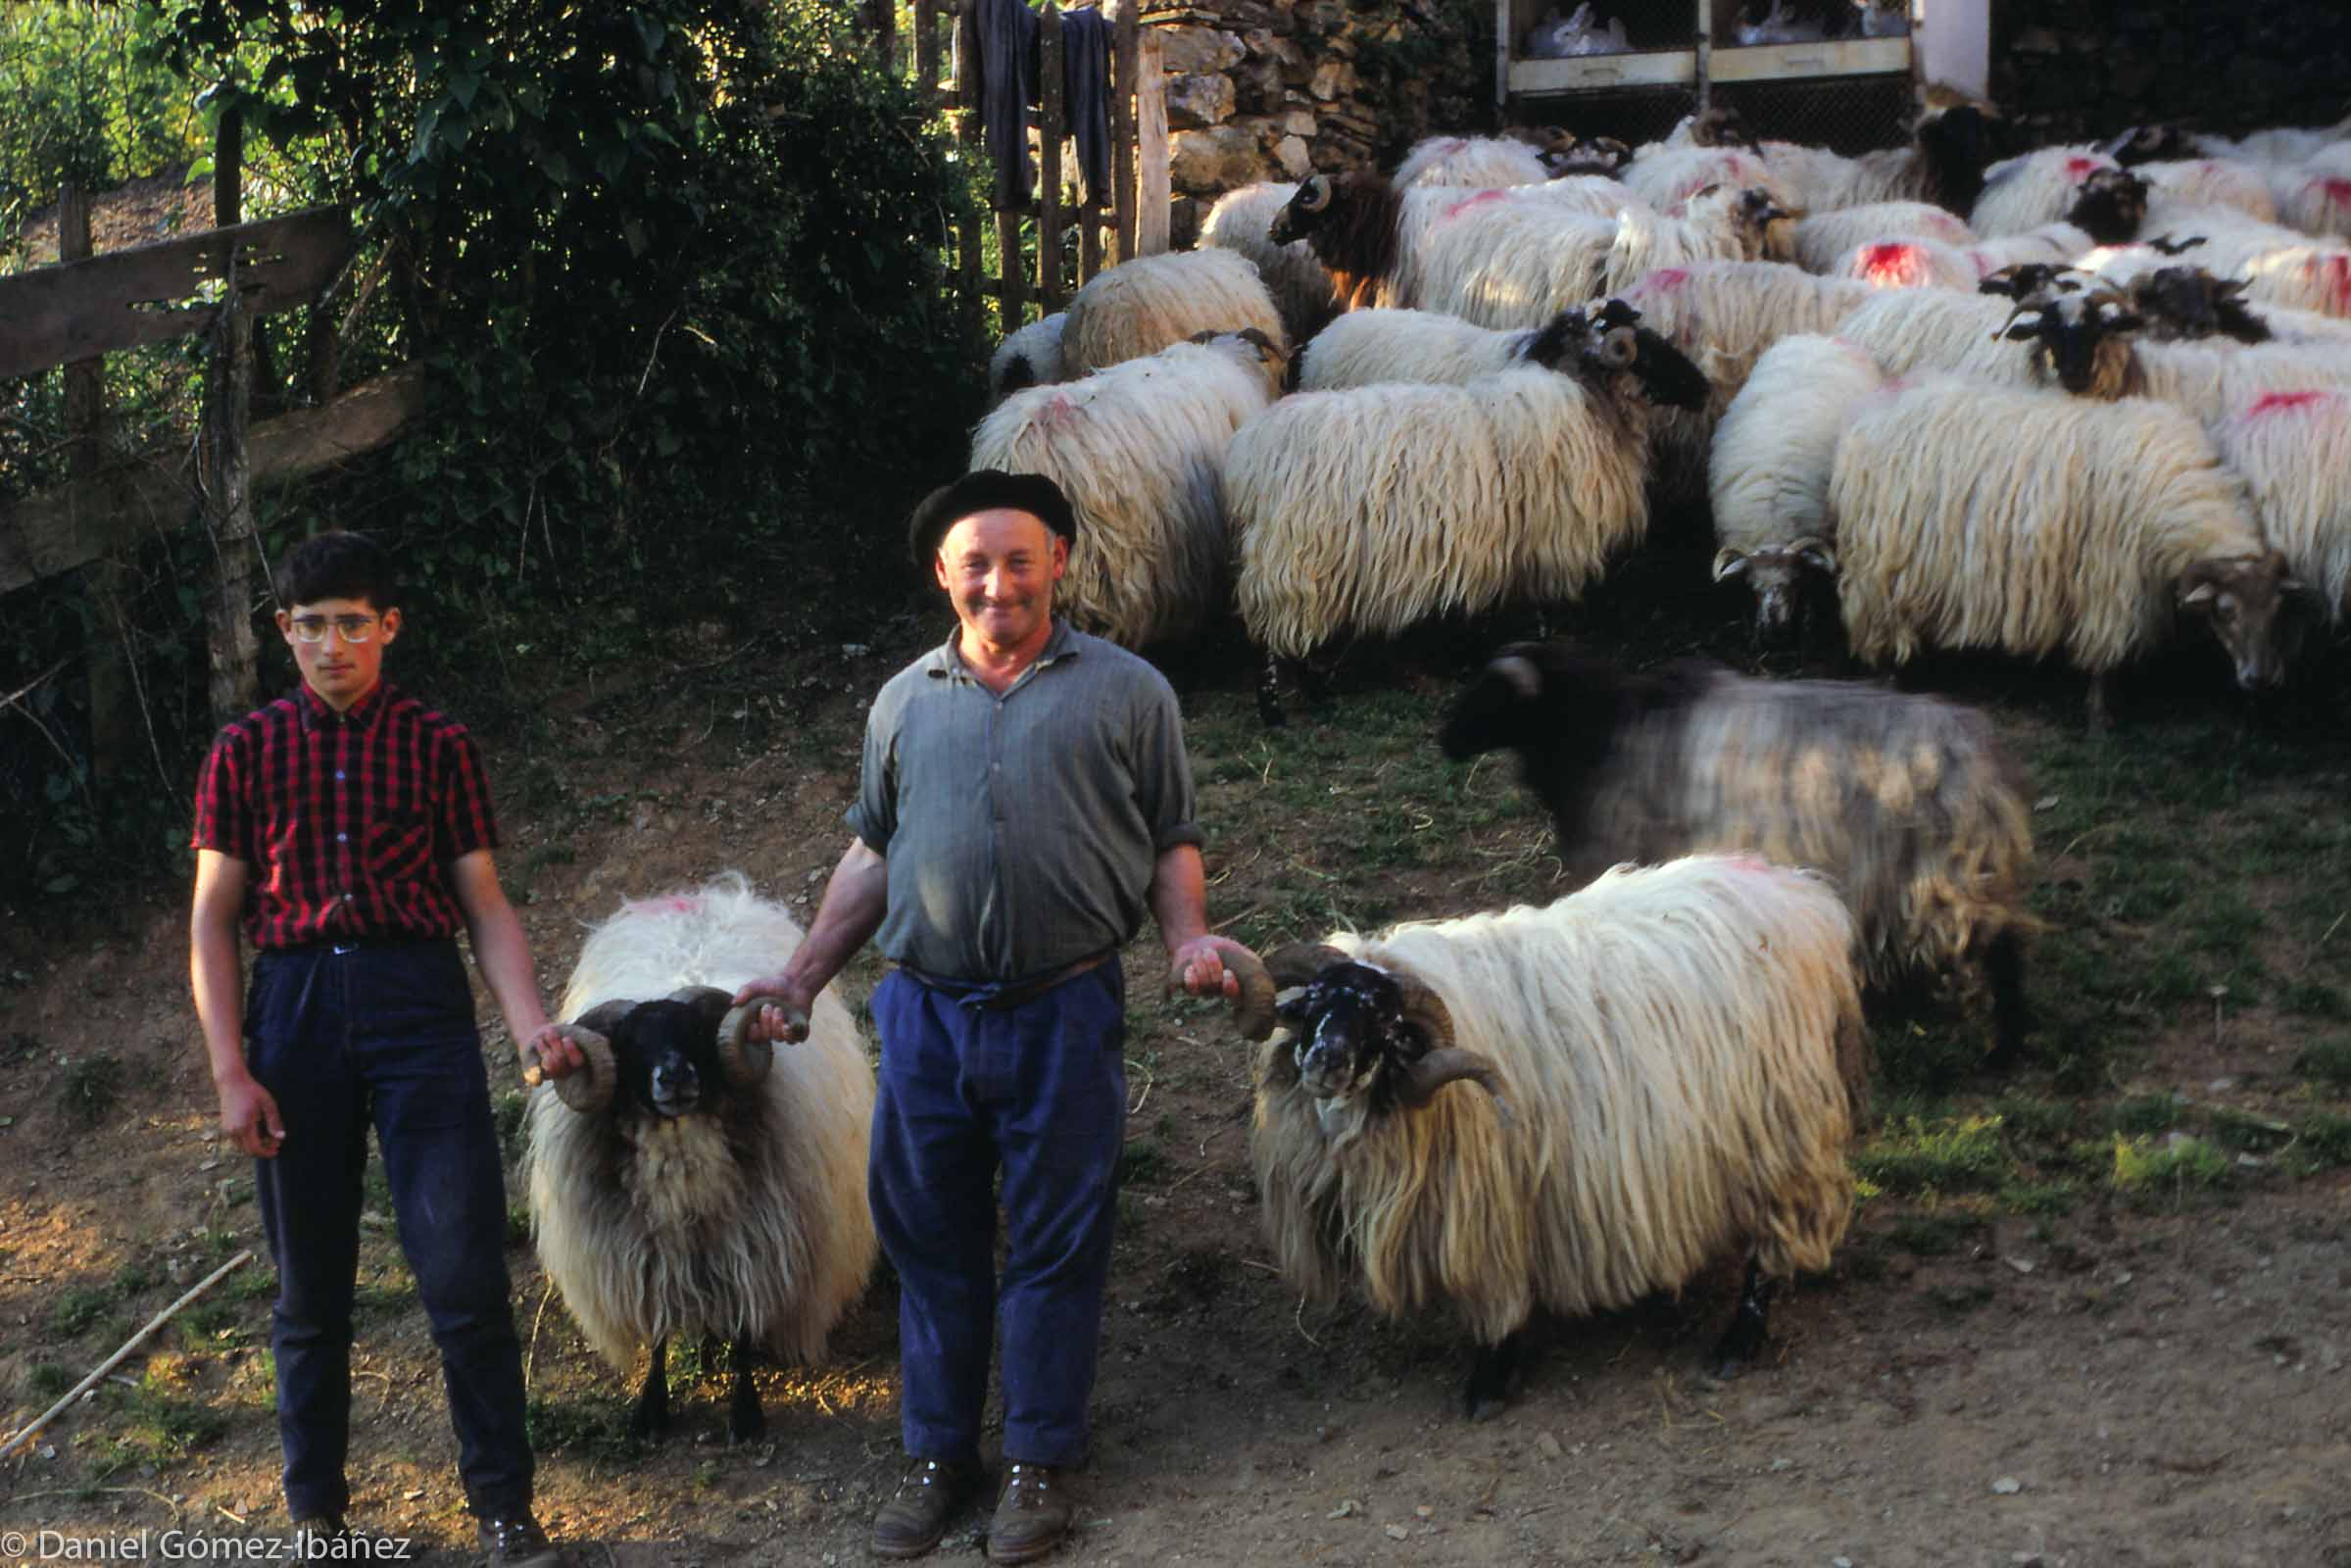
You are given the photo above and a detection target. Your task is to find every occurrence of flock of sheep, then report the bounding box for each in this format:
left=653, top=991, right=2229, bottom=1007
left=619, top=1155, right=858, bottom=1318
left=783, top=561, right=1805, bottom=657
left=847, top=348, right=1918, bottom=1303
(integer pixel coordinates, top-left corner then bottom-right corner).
left=515, top=96, right=2351, bottom=1440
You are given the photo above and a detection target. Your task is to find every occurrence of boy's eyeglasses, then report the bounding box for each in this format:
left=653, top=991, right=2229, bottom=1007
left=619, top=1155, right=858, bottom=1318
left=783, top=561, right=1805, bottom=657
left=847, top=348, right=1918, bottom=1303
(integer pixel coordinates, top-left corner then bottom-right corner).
left=288, top=614, right=380, bottom=644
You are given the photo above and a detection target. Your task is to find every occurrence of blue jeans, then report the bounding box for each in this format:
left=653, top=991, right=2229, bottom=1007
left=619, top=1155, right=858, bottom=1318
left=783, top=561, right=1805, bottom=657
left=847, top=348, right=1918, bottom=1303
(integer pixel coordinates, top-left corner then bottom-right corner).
left=868, top=960, right=1127, bottom=1470
left=245, top=941, right=532, bottom=1521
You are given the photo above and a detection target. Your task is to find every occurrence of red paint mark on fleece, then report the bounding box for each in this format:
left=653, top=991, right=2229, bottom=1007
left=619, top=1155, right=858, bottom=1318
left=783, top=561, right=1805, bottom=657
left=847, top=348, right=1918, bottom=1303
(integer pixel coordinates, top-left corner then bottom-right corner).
left=2306, top=252, right=2351, bottom=312
left=2247, top=389, right=2330, bottom=416
left=2320, top=176, right=2351, bottom=213
left=1859, top=242, right=1922, bottom=283
left=623, top=894, right=703, bottom=914
left=1442, top=187, right=1509, bottom=221
left=2063, top=156, right=2100, bottom=180
left=1635, top=267, right=1690, bottom=299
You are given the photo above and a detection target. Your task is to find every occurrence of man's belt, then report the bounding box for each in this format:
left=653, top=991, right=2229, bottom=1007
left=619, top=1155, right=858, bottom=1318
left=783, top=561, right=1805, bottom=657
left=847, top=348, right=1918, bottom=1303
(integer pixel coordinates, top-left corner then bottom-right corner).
left=902, top=951, right=1115, bottom=1011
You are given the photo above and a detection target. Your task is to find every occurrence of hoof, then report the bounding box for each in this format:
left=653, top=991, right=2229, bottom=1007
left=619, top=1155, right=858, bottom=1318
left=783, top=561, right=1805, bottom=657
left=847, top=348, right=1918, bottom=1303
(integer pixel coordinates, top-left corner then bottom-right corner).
left=728, top=1407, right=765, bottom=1446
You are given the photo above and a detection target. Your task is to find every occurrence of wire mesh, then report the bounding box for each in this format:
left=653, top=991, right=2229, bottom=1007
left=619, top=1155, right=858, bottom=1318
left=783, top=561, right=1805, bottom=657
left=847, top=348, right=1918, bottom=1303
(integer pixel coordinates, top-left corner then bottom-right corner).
left=1709, top=73, right=1916, bottom=154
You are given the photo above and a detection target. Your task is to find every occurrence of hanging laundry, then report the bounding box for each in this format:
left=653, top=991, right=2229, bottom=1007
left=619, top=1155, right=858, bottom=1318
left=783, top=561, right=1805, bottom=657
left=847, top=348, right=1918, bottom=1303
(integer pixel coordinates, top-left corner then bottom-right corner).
left=966, top=0, right=1115, bottom=209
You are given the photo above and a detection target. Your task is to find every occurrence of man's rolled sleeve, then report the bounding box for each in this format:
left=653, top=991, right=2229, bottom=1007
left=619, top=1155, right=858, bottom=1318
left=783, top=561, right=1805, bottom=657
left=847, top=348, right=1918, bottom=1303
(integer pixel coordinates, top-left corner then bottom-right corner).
left=190, top=733, right=251, bottom=859
left=435, top=728, right=500, bottom=860
left=1132, top=683, right=1202, bottom=854
left=846, top=705, right=899, bottom=855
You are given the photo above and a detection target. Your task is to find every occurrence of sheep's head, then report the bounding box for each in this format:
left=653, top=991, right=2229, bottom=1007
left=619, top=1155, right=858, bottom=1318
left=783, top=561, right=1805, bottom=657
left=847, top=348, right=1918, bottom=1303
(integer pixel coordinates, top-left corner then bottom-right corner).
left=1268, top=174, right=1339, bottom=244
left=2067, top=168, right=2148, bottom=246
left=1582, top=297, right=1712, bottom=411
left=1978, top=262, right=2084, bottom=300
left=1249, top=946, right=1505, bottom=1119
left=1914, top=102, right=1998, bottom=214
left=2179, top=550, right=2303, bottom=693
left=2127, top=268, right=2270, bottom=343
left=1188, top=325, right=1291, bottom=392
left=543, top=987, right=775, bottom=1118
left=1543, top=135, right=1632, bottom=177
left=1694, top=106, right=1760, bottom=150
left=1998, top=287, right=2140, bottom=396
left=1714, top=538, right=1837, bottom=641
left=2097, top=123, right=2197, bottom=167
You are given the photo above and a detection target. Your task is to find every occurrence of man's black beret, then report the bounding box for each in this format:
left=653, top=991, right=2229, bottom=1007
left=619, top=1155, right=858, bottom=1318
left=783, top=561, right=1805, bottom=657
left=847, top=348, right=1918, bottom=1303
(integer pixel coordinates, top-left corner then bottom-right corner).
left=906, top=469, right=1079, bottom=567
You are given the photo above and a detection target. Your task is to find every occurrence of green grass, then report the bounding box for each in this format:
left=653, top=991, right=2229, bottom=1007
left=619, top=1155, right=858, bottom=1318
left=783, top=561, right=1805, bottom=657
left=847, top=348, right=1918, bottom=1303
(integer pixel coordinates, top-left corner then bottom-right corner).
left=524, top=1396, right=645, bottom=1464
left=1853, top=1115, right=2012, bottom=1197
left=57, top=1052, right=124, bottom=1129
left=2109, top=1134, right=2234, bottom=1200
left=49, top=1284, right=115, bottom=1338
left=2294, top=1038, right=2351, bottom=1092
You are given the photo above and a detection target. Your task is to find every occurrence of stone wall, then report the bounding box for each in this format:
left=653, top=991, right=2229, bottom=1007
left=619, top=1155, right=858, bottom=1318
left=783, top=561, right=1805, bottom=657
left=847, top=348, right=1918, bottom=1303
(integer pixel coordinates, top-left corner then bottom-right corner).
left=1991, top=0, right=2351, bottom=148
left=1150, top=0, right=1490, bottom=245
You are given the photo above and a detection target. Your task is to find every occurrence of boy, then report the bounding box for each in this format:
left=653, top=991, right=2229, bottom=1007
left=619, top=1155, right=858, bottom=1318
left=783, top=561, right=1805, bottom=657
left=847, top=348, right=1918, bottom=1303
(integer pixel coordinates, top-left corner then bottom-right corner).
left=188, top=530, right=578, bottom=1565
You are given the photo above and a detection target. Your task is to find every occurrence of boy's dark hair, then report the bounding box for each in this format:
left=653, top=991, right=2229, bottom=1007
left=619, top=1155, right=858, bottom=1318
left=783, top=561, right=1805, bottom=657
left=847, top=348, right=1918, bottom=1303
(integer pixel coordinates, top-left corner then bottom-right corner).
left=275, top=531, right=396, bottom=611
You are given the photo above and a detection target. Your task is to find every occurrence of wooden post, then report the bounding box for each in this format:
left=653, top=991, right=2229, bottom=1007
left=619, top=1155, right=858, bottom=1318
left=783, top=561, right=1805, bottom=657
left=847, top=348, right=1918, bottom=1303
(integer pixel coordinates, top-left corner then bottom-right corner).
left=953, top=0, right=984, bottom=309
left=1113, top=0, right=1138, bottom=264
left=203, top=107, right=259, bottom=729
left=60, top=181, right=136, bottom=787
left=1135, top=26, right=1169, bottom=256
left=1038, top=4, right=1065, bottom=311
left=915, top=0, right=942, bottom=100
left=1079, top=184, right=1102, bottom=283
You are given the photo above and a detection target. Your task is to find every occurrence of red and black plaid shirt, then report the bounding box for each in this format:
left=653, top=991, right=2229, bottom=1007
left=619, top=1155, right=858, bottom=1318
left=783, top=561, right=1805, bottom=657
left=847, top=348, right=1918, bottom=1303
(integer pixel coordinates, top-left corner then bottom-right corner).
left=190, top=681, right=499, bottom=951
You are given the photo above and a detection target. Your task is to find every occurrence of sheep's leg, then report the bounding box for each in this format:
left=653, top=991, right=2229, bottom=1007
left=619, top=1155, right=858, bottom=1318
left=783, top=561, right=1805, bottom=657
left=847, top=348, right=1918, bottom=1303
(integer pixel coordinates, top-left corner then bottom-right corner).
left=1462, top=1329, right=1524, bottom=1422
left=630, top=1335, right=671, bottom=1441
left=1255, top=649, right=1288, bottom=728
left=2085, top=671, right=2111, bottom=732
left=1981, top=928, right=2032, bottom=1071
left=726, top=1337, right=764, bottom=1445
left=1708, top=1258, right=1776, bottom=1378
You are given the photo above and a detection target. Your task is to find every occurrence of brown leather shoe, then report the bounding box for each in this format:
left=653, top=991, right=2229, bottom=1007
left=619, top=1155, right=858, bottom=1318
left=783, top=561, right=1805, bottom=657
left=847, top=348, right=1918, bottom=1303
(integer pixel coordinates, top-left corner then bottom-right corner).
left=986, top=1462, right=1073, bottom=1565
left=871, top=1456, right=978, bottom=1559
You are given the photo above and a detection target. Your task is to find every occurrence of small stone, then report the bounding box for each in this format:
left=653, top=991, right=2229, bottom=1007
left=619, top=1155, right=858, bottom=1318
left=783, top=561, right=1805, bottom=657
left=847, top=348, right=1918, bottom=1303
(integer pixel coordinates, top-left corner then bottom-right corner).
left=1383, top=1523, right=1410, bottom=1541
left=2005, top=1256, right=2035, bottom=1274
left=1769, top=1458, right=1793, bottom=1472
left=1835, top=1558, right=1854, bottom=1567
left=1536, top=1431, right=1564, bottom=1460
left=1329, top=1499, right=1358, bottom=1518
left=1990, top=1476, right=2023, bottom=1494
left=2033, top=795, right=2060, bottom=811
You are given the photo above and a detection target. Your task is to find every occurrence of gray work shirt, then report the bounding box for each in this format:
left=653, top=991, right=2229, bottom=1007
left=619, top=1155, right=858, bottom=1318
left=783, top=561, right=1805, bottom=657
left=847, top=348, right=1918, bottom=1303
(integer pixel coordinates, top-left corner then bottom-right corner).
left=848, top=620, right=1203, bottom=983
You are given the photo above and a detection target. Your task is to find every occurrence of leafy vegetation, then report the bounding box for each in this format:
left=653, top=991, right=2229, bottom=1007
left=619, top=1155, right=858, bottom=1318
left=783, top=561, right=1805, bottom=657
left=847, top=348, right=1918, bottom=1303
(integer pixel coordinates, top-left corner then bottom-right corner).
left=5, top=0, right=986, bottom=902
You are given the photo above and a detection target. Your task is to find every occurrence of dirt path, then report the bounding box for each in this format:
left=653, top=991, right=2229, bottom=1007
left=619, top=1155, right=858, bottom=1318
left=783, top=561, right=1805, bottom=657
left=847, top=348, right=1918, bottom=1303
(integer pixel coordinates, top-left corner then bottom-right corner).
left=3, top=622, right=2347, bottom=1568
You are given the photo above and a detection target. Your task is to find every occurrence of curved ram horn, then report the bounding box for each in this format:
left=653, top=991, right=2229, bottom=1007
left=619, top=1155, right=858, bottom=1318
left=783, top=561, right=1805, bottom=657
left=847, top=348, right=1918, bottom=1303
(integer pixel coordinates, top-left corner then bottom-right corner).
left=1491, top=651, right=1543, bottom=697
left=1261, top=941, right=1350, bottom=989
left=1391, top=971, right=1456, bottom=1053
left=1177, top=943, right=1281, bottom=1042
left=1992, top=301, right=2043, bottom=341
left=532, top=1024, right=618, bottom=1114
left=1396, top=1047, right=1510, bottom=1124
left=1711, top=547, right=1750, bottom=583
left=1298, top=174, right=1333, bottom=212
left=717, top=1004, right=781, bottom=1086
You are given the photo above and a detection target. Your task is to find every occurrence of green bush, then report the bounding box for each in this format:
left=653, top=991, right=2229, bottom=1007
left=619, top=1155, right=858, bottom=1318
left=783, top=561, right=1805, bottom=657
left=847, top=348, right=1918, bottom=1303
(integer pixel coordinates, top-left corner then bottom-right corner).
left=5, top=0, right=984, bottom=901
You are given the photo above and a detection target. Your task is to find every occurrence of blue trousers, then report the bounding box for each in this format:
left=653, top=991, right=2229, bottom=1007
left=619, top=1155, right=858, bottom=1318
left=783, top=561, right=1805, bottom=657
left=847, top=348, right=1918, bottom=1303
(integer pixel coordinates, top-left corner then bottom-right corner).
left=245, top=941, right=533, bottom=1521
left=868, top=960, right=1127, bottom=1470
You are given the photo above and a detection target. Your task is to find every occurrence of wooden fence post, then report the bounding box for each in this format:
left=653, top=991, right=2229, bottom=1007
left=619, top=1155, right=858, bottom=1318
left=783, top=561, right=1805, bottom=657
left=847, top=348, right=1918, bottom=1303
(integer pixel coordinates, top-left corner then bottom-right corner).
left=1135, top=26, right=1169, bottom=256
left=60, top=181, right=138, bottom=786
left=1113, top=0, right=1138, bottom=265
left=915, top=0, right=942, bottom=102
left=202, top=108, right=259, bottom=729
left=1038, top=4, right=1065, bottom=311
left=953, top=0, right=985, bottom=310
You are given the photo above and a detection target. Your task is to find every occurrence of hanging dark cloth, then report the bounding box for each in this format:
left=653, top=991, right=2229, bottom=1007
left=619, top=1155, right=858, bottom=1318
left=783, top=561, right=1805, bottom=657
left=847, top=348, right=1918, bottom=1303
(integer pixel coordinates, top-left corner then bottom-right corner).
left=1059, top=7, right=1112, bottom=207
left=966, top=0, right=1115, bottom=209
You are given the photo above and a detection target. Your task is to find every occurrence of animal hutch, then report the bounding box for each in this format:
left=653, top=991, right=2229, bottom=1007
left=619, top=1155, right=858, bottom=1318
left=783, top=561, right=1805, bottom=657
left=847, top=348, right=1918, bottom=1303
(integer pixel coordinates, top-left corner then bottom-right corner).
left=1495, top=1, right=1921, bottom=151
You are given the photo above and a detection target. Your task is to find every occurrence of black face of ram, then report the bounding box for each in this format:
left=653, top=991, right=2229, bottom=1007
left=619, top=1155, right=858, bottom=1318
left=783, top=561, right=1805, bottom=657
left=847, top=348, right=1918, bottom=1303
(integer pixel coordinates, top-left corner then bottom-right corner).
left=612, top=998, right=728, bottom=1119
left=1275, top=961, right=1415, bottom=1103
left=1629, top=327, right=1711, bottom=411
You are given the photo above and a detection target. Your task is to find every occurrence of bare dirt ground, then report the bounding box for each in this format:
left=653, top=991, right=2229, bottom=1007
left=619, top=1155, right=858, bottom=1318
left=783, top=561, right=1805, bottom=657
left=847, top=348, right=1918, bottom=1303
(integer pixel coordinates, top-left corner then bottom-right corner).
left=3, top=615, right=2348, bottom=1568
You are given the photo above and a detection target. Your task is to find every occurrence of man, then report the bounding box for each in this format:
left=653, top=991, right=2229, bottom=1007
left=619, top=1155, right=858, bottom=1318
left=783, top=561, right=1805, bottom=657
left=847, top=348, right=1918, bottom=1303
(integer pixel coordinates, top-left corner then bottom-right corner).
left=734, top=470, right=1249, bottom=1564
left=188, top=531, right=577, bottom=1566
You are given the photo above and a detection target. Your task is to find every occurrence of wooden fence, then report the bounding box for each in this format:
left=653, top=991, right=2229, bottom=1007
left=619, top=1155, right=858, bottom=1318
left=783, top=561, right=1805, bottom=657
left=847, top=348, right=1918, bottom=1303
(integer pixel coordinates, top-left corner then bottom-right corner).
left=895, top=0, right=1171, bottom=331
